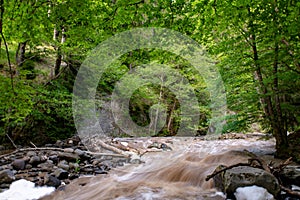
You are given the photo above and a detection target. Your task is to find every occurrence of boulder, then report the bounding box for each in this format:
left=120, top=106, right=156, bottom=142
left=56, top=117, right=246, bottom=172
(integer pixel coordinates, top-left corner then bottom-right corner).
left=58, top=152, right=79, bottom=162
left=279, top=165, right=300, bottom=186
left=44, top=174, right=61, bottom=188
left=57, top=160, right=70, bottom=171
left=29, top=156, right=41, bottom=165
left=54, top=168, right=69, bottom=180
left=0, top=170, right=15, bottom=184
left=11, top=159, right=25, bottom=170
left=213, top=166, right=280, bottom=199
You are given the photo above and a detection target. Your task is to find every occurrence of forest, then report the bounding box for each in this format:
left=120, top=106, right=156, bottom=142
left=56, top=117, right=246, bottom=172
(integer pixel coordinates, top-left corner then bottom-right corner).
left=0, top=0, right=299, bottom=160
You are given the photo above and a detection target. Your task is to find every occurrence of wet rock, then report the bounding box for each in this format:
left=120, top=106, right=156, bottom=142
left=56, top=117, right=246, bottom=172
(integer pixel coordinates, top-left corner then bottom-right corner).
left=213, top=166, right=280, bottom=198
left=29, top=155, right=41, bottom=165
left=279, top=165, right=300, bottom=186
left=64, top=148, right=74, bottom=153
left=44, top=174, right=61, bottom=188
left=37, top=162, right=54, bottom=171
left=25, top=164, right=32, bottom=169
left=69, top=162, right=80, bottom=170
left=130, top=154, right=142, bottom=164
left=98, top=162, right=111, bottom=171
left=26, top=151, right=37, bottom=157
left=49, top=155, right=59, bottom=163
left=11, top=159, right=25, bottom=170
left=0, top=169, right=15, bottom=184
left=94, top=170, right=108, bottom=175
left=57, top=160, right=70, bottom=171
left=54, top=168, right=69, bottom=180
left=58, top=152, right=79, bottom=162
left=74, top=149, right=84, bottom=156
left=68, top=174, right=79, bottom=180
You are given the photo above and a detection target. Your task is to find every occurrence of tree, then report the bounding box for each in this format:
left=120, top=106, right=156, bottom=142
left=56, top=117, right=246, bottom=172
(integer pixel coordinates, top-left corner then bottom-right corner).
left=194, top=0, right=300, bottom=157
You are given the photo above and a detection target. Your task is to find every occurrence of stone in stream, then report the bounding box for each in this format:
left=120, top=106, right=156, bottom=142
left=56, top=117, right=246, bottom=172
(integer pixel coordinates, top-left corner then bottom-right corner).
left=44, top=174, right=61, bottom=188
left=49, top=155, right=59, bottom=164
left=0, top=169, right=15, bottom=184
left=11, top=159, right=25, bottom=170
left=29, top=155, right=41, bottom=165
left=54, top=168, right=69, bottom=180
left=279, top=165, right=300, bottom=186
left=58, top=152, right=79, bottom=162
left=57, top=160, right=70, bottom=171
left=74, top=149, right=84, bottom=156
left=213, top=166, right=280, bottom=199
left=26, top=151, right=37, bottom=157
left=64, top=148, right=74, bottom=153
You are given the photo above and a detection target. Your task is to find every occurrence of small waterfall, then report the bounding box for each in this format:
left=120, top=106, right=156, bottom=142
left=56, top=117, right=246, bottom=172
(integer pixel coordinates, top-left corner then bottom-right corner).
left=41, top=137, right=275, bottom=200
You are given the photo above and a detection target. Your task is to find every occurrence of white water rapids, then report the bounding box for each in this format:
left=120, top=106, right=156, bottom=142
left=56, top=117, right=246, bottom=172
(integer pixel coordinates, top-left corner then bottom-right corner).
left=42, top=136, right=276, bottom=200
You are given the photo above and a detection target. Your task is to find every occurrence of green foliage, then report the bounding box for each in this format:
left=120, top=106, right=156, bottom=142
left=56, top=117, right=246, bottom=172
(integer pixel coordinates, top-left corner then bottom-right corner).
left=0, top=73, right=74, bottom=145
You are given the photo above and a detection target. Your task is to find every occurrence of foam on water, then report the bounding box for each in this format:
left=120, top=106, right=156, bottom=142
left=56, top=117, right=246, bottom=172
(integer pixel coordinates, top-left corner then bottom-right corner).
left=0, top=179, right=55, bottom=200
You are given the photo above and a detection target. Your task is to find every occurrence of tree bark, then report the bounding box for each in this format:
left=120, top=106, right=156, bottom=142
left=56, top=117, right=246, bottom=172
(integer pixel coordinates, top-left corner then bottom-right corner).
left=248, top=5, right=288, bottom=157
left=16, top=41, right=27, bottom=66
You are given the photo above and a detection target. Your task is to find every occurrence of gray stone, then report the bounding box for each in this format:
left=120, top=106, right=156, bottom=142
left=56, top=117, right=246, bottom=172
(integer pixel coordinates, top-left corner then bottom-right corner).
left=44, top=174, right=61, bottom=188
left=11, top=159, right=25, bottom=170
left=130, top=154, right=142, bottom=164
left=58, top=160, right=70, bottom=171
left=54, top=168, right=69, bottom=180
left=37, top=162, right=54, bottom=171
left=279, top=165, right=300, bottom=186
left=29, top=155, right=41, bottom=165
left=64, top=148, right=74, bottom=153
left=58, top=152, right=79, bottom=162
left=69, top=162, right=79, bottom=170
left=0, top=169, right=15, bottom=184
left=49, top=155, right=58, bottom=163
left=25, top=164, right=32, bottom=169
left=213, top=166, right=280, bottom=198
left=26, top=151, right=37, bottom=157
left=74, top=149, right=84, bottom=156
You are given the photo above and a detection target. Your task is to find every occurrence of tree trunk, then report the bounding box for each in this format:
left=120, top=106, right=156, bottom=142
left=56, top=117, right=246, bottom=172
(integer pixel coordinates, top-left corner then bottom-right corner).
left=54, top=47, right=62, bottom=76
left=16, top=41, right=27, bottom=66
left=272, top=1, right=288, bottom=155
left=248, top=5, right=288, bottom=157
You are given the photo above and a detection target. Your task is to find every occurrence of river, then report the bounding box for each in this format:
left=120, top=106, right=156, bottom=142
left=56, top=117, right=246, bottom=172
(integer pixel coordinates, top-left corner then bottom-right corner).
left=41, top=135, right=276, bottom=200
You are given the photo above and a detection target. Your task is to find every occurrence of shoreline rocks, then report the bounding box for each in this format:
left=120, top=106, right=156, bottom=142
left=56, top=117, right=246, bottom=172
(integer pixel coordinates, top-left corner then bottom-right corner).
left=0, top=137, right=131, bottom=191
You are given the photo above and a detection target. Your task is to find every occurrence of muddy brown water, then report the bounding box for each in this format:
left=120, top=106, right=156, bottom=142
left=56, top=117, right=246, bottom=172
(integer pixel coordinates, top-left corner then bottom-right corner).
left=41, top=137, right=276, bottom=200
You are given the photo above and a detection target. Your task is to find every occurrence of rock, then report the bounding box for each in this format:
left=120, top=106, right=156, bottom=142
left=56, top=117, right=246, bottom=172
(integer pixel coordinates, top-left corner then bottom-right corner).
left=64, top=148, right=74, bottom=153
left=0, top=169, right=15, bottom=184
left=25, top=164, right=32, bottom=169
left=37, top=162, right=54, bottom=171
left=57, top=160, right=70, bottom=171
left=94, top=170, right=108, bottom=175
left=54, top=168, right=69, bottom=180
left=98, top=162, right=111, bottom=171
left=130, top=154, right=142, bottom=164
left=69, top=162, right=80, bottom=170
left=74, top=149, right=84, bottom=156
left=26, top=151, right=37, bottom=157
left=49, top=155, right=59, bottom=163
left=213, top=166, right=280, bottom=198
left=58, top=152, right=80, bottom=162
left=11, top=159, right=25, bottom=170
left=279, top=165, right=300, bottom=186
left=44, top=174, right=61, bottom=188
left=29, top=156, right=41, bottom=165
left=68, top=174, right=79, bottom=180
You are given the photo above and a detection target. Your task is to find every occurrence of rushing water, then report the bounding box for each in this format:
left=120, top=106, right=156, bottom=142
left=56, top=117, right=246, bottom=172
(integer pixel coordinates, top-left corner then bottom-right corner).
left=41, top=136, right=276, bottom=200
